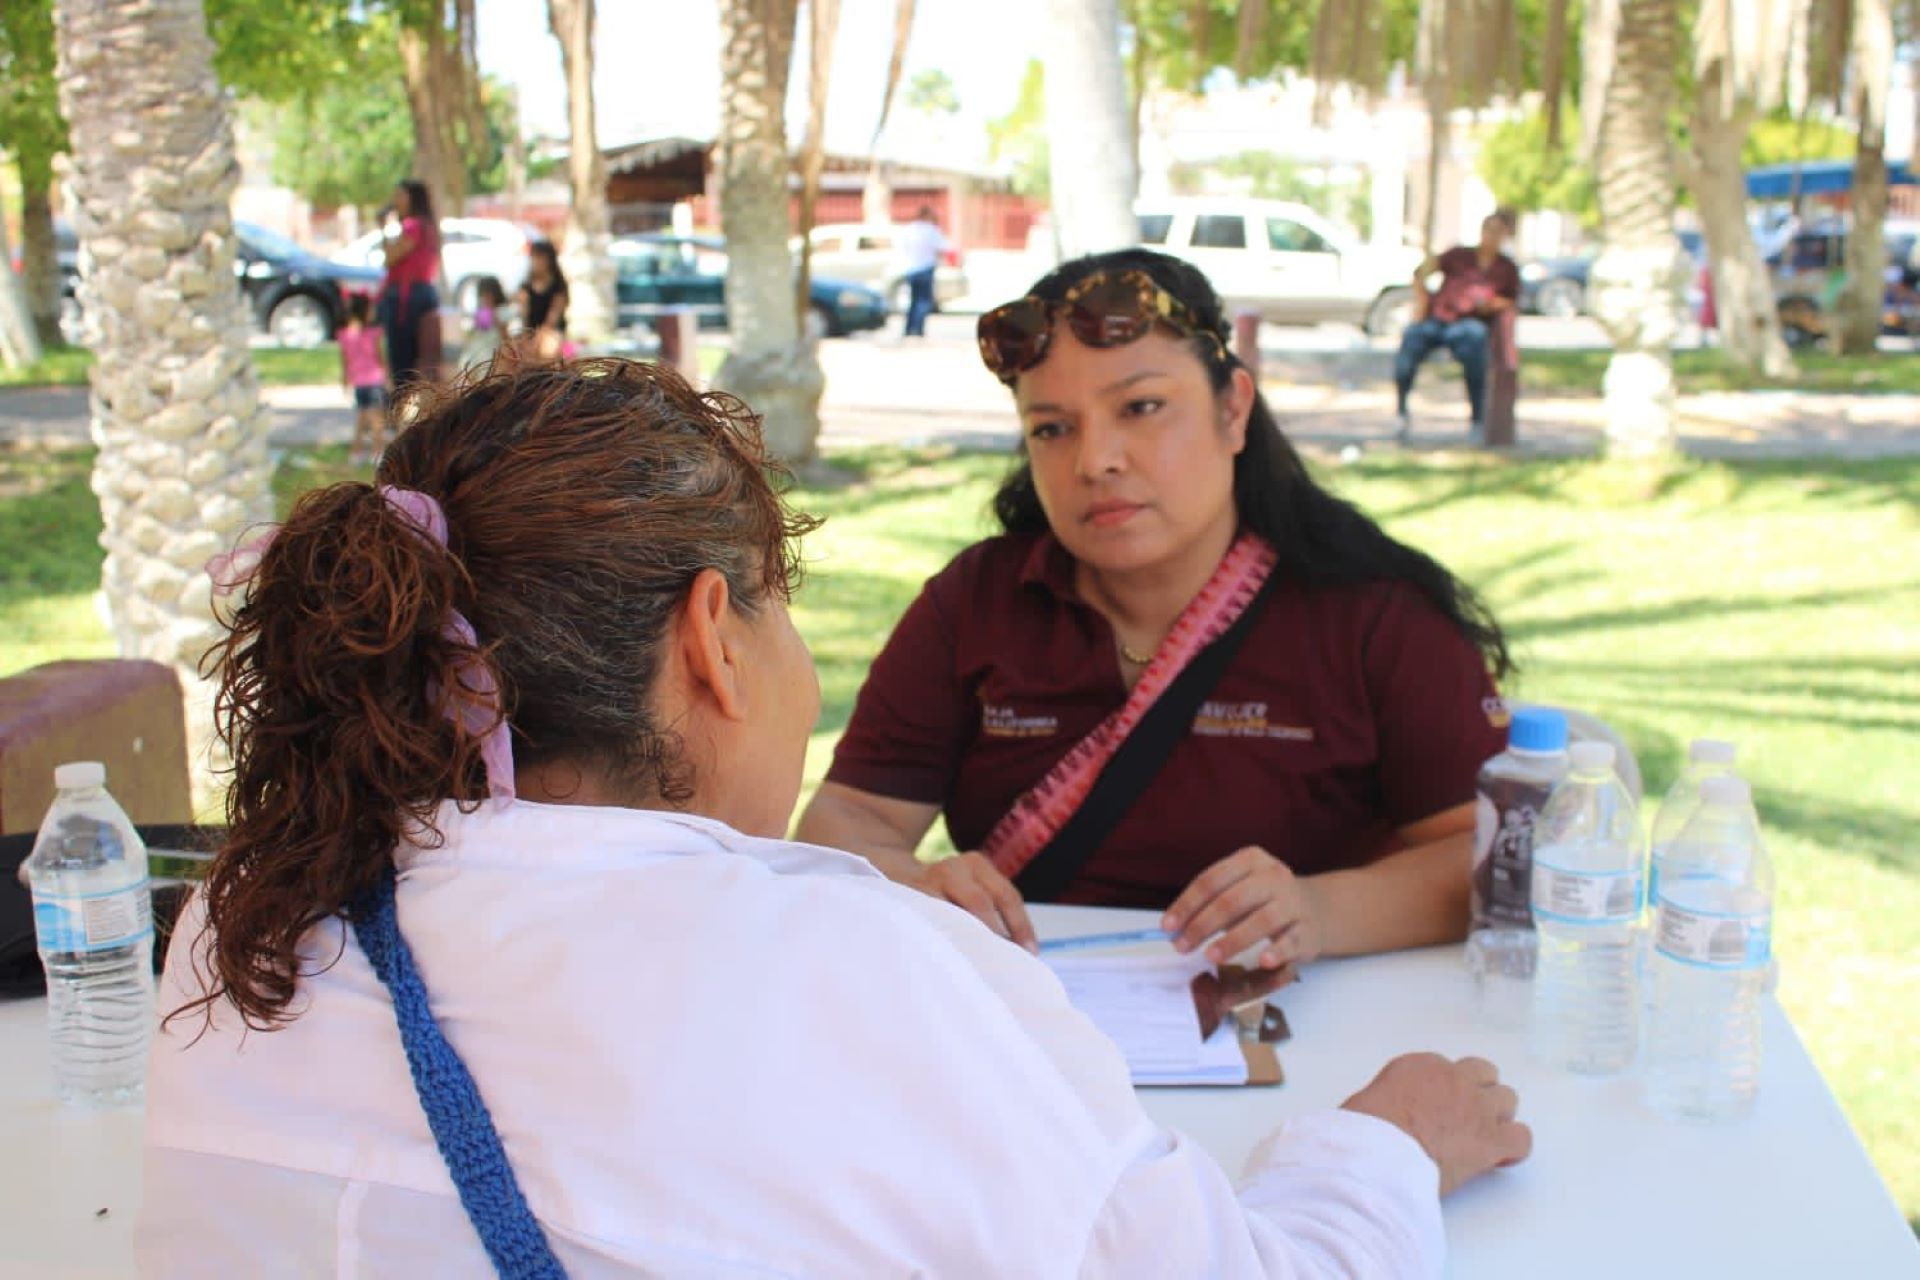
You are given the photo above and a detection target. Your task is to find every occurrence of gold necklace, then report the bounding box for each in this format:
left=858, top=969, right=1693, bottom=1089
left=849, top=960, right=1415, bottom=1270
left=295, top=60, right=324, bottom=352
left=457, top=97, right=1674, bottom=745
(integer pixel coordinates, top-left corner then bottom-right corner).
left=1118, top=640, right=1153, bottom=666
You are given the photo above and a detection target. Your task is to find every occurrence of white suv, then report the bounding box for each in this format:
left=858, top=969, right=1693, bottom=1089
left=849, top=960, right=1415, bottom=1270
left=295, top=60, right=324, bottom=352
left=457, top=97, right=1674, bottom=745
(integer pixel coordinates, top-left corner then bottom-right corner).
left=331, top=217, right=537, bottom=313
left=800, top=223, right=969, bottom=312
left=1135, top=199, right=1422, bottom=335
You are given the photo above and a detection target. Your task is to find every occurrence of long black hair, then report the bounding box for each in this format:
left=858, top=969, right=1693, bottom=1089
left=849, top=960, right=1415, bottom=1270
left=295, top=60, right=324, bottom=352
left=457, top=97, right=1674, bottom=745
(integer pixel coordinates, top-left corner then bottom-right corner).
left=990, top=248, right=1513, bottom=679
left=396, top=179, right=435, bottom=225
left=529, top=240, right=569, bottom=294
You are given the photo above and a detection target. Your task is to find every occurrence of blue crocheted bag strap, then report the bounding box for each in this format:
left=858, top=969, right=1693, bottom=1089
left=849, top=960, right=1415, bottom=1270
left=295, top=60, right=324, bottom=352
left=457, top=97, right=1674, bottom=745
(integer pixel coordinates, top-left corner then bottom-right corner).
left=351, top=868, right=566, bottom=1279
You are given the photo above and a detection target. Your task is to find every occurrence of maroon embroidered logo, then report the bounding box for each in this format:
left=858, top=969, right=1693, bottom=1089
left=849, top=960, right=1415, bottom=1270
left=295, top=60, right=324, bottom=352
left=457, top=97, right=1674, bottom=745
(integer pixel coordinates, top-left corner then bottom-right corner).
left=982, top=705, right=1061, bottom=739
left=1191, top=701, right=1315, bottom=741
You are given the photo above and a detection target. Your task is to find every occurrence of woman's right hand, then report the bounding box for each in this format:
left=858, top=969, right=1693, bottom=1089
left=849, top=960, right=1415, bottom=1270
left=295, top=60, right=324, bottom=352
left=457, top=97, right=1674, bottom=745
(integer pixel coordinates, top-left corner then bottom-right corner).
left=909, top=852, right=1038, bottom=953
left=1342, top=1053, right=1532, bottom=1196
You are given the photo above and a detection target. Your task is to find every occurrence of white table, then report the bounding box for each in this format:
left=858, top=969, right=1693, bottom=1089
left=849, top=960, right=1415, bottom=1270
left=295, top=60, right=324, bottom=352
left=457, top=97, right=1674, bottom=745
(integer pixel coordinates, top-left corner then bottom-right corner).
left=1, top=906, right=1913, bottom=1278
left=1042, top=906, right=1917, bottom=1279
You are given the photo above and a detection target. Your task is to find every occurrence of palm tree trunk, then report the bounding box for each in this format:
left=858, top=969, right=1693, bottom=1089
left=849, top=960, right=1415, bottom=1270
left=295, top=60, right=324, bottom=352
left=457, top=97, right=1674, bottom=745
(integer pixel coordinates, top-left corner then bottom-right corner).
left=715, top=0, right=825, bottom=463
left=1585, top=0, right=1685, bottom=459
left=1684, top=86, right=1794, bottom=377
left=862, top=0, right=915, bottom=224
left=1421, top=92, right=1447, bottom=251
left=548, top=0, right=618, bottom=342
left=399, top=18, right=470, bottom=224
left=19, top=151, right=63, bottom=347
left=1835, top=0, right=1893, bottom=355
left=54, top=0, right=272, bottom=787
left=1044, top=0, right=1138, bottom=259
left=795, top=0, right=842, bottom=319
left=1125, top=0, right=1149, bottom=183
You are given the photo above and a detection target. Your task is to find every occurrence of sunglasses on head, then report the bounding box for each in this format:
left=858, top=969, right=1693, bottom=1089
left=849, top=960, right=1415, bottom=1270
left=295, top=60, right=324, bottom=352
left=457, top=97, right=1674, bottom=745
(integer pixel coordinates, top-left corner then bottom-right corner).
left=976, top=269, right=1229, bottom=383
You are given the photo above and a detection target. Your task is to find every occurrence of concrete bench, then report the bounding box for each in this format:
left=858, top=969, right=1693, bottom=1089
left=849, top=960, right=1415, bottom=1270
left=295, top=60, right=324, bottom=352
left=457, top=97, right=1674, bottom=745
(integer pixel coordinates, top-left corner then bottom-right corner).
left=0, top=660, right=191, bottom=835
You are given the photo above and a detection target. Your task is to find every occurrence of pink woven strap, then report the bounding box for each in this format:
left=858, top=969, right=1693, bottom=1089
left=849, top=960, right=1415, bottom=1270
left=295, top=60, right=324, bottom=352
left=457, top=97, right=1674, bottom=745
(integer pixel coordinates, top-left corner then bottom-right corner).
left=981, top=534, right=1278, bottom=882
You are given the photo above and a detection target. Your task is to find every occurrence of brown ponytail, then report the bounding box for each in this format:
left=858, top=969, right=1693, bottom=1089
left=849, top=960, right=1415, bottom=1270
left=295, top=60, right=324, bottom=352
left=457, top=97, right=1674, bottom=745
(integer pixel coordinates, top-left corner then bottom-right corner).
left=188, top=359, right=816, bottom=1029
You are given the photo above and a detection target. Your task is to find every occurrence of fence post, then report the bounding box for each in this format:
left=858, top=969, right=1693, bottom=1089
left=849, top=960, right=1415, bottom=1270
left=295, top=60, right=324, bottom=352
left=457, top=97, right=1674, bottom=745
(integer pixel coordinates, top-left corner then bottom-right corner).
left=1233, top=310, right=1261, bottom=383
left=656, top=307, right=701, bottom=385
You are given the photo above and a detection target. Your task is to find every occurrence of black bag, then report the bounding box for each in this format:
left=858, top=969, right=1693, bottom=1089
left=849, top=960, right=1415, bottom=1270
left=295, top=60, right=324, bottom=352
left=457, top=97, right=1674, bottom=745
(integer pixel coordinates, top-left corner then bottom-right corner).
left=1015, top=574, right=1279, bottom=902
left=1, top=826, right=218, bottom=999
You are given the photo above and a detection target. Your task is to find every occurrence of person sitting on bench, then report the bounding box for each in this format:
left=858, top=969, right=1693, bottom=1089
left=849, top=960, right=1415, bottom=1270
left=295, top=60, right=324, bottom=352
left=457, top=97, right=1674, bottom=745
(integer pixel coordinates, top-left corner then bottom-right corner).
left=1394, top=209, right=1520, bottom=444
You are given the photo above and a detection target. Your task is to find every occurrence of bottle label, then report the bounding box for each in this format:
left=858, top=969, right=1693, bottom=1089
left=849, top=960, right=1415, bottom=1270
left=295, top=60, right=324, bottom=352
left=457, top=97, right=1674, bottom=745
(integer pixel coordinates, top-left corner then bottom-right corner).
left=1656, top=899, right=1771, bottom=970
left=1472, top=783, right=1552, bottom=931
left=30, top=882, right=153, bottom=954
left=1531, top=865, right=1642, bottom=925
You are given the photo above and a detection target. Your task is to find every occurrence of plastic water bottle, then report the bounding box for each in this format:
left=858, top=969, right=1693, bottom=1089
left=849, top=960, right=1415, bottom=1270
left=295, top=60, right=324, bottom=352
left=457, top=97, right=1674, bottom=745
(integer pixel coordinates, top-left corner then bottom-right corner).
left=1530, top=741, right=1643, bottom=1075
left=24, top=762, right=154, bottom=1105
left=1648, top=739, right=1739, bottom=910
left=1646, top=776, right=1773, bottom=1121
left=1466, top=707, right=1570, bottom=1028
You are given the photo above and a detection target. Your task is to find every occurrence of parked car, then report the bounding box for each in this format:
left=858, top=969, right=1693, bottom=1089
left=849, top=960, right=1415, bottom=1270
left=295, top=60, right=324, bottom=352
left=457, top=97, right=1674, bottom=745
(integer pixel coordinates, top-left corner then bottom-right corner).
left=799, top=222, right=968, bottom=312
left=7, top=218, right=82, bottom=343
left=234, top=222, right=383, bottom=347
left=609, top=234, right=888, bottom=338
left=15, top=220, right=378, bottom=347
left=331, top=217, right=536, bottom=314
left=1769, top=221, right=1920, bottom=346
left=1521, top=231, right=1716, bottom=319
left=1133, top=199, right=1424, bottom=335
left=1518, top=255, right=1592, bottom=317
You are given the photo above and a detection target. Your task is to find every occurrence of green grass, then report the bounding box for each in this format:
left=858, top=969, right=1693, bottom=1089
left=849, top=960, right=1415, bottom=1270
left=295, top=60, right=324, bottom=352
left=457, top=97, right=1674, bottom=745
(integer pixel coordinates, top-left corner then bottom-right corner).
left=3, top=443, right=1916, bottom=1224
left=0, top=344, right=340, bottom=388
left=5, top=343, right=728, bottom=389
left=1520, top=348, right=1920, bottom=397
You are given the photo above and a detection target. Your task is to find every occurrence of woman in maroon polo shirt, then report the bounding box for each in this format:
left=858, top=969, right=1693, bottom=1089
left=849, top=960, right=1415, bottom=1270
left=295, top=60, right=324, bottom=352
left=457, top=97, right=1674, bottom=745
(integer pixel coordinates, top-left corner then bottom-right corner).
left=795, top=249, right=1512, bottom=972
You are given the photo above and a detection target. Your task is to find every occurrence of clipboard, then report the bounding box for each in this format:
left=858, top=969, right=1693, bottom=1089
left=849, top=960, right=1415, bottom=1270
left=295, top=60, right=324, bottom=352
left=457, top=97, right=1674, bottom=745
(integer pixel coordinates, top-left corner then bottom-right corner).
left=1176, top=962, right=1296, bottom=1088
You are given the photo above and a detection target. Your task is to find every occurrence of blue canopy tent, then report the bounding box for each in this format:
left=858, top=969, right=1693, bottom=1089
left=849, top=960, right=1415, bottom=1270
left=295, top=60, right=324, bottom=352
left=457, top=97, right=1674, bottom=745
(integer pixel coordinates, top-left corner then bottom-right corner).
left=1746, top=159, right=1916, bottom=199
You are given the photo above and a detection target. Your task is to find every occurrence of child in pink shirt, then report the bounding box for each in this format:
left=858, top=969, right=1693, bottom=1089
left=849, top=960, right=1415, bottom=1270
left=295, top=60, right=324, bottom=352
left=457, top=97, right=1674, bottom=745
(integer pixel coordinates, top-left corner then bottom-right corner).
left=338, top=293, right=389, bottom=465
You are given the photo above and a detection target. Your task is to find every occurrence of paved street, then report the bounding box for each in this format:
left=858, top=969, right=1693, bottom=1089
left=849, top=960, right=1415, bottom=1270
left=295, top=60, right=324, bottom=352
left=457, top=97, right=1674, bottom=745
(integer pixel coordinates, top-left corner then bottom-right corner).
left=5, top=313, right=1917, bottom=460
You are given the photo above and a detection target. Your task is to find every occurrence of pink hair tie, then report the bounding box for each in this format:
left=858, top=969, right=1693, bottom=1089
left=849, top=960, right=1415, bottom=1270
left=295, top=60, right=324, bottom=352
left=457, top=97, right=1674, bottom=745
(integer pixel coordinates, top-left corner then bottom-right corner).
left=207, top=527, right=278, bottom=597
left=379, top=485, right=517, bottom=806
left=205, top=488, right=518, bottom=806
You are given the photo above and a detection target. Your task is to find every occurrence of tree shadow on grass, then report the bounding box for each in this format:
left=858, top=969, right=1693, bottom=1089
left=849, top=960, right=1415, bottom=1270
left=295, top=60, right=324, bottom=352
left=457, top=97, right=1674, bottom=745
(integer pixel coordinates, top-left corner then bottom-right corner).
left=1334, top=457, right=1580, bottom=526
left=0, top=449, right=101, bottom=609
left=1593, top=685, right=1919, bottom=741
left=1504, top=581, right=1919, bottom=644
left=1531, top=657, right=1920, bottom=726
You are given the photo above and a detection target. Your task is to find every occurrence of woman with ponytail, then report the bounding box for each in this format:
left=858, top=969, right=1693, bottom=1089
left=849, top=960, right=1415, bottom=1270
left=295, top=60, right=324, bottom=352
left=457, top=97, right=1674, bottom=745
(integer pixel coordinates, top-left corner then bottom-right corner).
left=141, top=359, right=1526, bottom=1277
left=799, top=249, right=1515, bottom=968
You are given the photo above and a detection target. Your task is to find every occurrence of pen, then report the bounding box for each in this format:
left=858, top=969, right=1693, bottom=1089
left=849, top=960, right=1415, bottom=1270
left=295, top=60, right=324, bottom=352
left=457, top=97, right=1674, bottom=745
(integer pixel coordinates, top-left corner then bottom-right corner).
left=1037, top=928, right=1175, bottom=954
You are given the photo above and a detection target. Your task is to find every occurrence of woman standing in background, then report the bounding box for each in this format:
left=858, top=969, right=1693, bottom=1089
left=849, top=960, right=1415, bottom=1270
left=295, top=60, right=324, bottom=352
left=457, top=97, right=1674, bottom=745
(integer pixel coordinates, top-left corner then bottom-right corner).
left=378, top=179, right=443, bottom=388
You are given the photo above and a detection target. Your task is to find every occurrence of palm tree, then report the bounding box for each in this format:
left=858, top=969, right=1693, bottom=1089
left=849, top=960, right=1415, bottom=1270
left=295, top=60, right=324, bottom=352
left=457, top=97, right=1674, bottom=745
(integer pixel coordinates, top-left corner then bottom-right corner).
left=397, top=0, right=488, bottom=226
left=795, top=0, right=842, bottom=317
left=53, top=0, right=272, bottom=782
left=1833, top=0, right=1893, bottom=355
left=0, top=0, right=64, bottom=349
left=548, top=0, right=617, bottom=342
left=1043, top=0, right=1138, bottom=258
left=1582, top=0, right=1686, bottom=458
left=863, top=0, right=915, bottom=224
left=715, top=0, right=825, bottom=462
left=1680, top=0, right=1797, bottom=377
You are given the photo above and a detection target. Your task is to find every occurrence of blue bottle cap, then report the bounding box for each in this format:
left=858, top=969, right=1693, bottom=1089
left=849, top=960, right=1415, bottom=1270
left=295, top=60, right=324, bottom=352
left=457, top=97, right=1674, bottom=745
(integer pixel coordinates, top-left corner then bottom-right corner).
left=1508, top=707, right=1569, bottom=754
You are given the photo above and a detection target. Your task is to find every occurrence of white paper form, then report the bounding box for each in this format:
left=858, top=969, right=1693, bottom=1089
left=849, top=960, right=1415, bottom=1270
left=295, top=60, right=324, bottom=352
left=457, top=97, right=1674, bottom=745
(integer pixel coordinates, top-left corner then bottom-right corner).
left=1042, top=952, right=1249, bottom=1086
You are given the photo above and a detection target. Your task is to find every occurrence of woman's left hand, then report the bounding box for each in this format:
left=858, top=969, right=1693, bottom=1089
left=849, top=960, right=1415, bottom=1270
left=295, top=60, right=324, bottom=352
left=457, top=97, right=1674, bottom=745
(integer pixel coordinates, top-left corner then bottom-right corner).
left=1162, top=847, right=1324, bottom=970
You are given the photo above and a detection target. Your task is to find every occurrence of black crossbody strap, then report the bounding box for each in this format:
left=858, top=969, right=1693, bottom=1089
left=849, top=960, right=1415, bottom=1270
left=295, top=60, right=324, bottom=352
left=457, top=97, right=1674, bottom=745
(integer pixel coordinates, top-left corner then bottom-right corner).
left=1015, top=573, right=1279, bottom=902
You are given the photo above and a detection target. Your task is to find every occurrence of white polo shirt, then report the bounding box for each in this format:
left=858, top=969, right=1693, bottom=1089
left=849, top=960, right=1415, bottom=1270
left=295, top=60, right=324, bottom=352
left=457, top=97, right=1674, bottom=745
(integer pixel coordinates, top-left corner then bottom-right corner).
left=893, top=219, right=951, bottom=276
left=139, top=800, right=1442, bottom=1277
